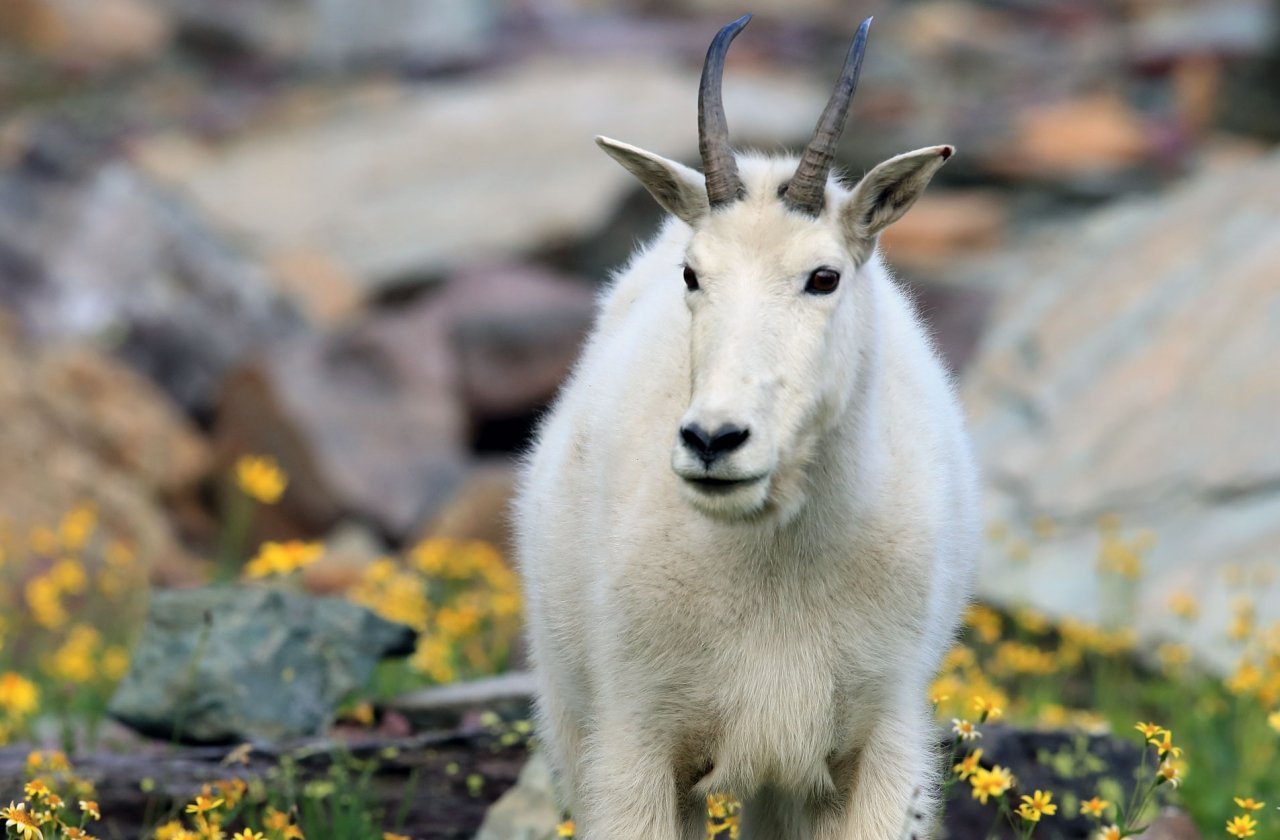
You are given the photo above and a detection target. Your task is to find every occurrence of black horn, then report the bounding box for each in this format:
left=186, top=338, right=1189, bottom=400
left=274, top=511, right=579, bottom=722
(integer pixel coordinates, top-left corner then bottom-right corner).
left=783, top=17, right=872, bottom=216
left=699, top=14, right=751, bottom=207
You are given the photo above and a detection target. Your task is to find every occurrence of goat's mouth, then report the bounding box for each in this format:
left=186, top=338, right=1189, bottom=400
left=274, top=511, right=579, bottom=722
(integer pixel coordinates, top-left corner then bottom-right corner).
left=683, top=474, right=767, bottom=495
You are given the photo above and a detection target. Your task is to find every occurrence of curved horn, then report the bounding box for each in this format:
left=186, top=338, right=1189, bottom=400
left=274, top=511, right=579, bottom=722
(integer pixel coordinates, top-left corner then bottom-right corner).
left=699, top=14, right=751, bottom=207
left=784, top=17, right=872, bottom=216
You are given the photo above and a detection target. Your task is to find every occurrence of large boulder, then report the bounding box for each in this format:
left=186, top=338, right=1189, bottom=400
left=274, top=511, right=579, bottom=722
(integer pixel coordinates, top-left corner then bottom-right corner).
left=215, top=263, right=593, bottom=539
left=108, top=585, right=417, bottom=743
left=0, top=130, right=304, bottom=417
left=133, top=56, right=833, bottom=292
left=962, top=150, right=1280, bottom=670
left=0, top=312, right=207, bottom=580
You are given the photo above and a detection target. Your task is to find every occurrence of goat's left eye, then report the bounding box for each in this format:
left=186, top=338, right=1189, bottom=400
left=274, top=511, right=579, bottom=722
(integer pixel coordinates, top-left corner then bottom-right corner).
left=805, top=268, right=841, bottom=294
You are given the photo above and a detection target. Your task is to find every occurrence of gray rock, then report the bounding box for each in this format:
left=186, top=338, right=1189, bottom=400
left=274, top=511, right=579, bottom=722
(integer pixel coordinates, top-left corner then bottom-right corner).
left=473, top=752, right=559, bottom=840
left=962, top=150, right=1280, bottom=671
left=162, top=0, right=497, bottom=68
left=0, top=133, right=304, bottom=416
left=391, top=671, right=534, bottom=731
left=108, top=585, right=416, bottom=743
left=137, top=57, right=832, bottom=291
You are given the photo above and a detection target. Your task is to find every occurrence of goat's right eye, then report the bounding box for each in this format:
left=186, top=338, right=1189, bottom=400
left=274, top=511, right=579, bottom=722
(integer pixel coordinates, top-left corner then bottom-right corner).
left=683, top=266, right=700, bottom=291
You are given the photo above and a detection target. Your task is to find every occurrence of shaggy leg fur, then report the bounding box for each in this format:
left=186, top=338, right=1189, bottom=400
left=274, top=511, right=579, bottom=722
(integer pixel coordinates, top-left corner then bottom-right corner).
left=577, top=736, right=678, bottom=840
left=816, top=711, right=936, bottom=840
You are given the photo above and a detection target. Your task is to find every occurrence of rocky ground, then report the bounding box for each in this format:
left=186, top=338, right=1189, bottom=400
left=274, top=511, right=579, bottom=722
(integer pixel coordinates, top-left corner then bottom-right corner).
left=1, top=0, right=1278, bottom=836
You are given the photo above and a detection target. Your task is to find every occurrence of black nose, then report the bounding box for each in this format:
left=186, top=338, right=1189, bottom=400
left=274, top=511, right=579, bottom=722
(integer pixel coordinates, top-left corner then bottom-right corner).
left=680, top=423, right=750, bottom=465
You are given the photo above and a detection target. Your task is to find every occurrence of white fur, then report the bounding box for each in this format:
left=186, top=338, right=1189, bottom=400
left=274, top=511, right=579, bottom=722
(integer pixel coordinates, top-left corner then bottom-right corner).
left=514, top=150, right=979, bottom=840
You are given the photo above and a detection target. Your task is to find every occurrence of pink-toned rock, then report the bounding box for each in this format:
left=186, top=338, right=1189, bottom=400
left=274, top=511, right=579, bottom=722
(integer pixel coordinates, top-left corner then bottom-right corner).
left=878, top=190, right=1006, bottom=271
left=0, top=0, right=170, bottom=70
left=985, top=93, right=1153, bottom=178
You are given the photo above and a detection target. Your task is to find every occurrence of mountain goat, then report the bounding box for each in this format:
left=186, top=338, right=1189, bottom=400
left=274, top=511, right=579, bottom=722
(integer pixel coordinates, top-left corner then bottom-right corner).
left=514, top=14, right=979, bottom=840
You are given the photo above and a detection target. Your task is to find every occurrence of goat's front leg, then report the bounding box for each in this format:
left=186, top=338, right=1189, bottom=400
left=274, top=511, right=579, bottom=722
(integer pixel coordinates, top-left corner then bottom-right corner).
left=815, top=709, right=936, bottom=840
left=576, top=726, right=679, bottom=840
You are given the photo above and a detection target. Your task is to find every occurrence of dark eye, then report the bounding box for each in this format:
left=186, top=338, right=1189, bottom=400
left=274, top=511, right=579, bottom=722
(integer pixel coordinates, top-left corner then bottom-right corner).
left=805, top=267, right=840, bottom=294
left=683, top=265, right=700, bottom=291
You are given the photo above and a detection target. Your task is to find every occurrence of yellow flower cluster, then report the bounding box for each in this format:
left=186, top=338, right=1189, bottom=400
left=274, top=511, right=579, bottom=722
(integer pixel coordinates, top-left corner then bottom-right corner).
left=4, top=753, right=100, bottom=840
left=349, top=539, right=522, bottom=686
left=1095, top=525, right=1154, bottom=579
left=154, top=780, right=308, bottom=840
left=706, top=793, right=741, bottom=839
left=243, top=541, right=325, bottom=579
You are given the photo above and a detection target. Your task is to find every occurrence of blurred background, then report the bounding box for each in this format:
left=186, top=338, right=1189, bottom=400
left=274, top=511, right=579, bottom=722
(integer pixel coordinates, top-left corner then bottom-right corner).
left=1, top=0, right=1279, bottom=838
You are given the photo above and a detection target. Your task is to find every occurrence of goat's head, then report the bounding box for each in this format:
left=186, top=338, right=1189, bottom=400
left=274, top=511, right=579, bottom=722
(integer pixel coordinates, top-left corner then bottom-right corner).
left=597, top=14, right=952, bottom=522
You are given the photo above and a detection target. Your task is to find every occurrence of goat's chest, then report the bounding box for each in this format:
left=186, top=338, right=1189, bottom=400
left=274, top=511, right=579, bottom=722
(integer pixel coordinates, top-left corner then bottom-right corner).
left=625, top=559, right=891, bottom=794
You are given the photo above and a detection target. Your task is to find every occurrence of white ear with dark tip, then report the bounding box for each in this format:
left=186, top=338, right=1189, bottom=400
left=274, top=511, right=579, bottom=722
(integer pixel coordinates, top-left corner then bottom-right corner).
left=841, top=145, right=953, bottom=257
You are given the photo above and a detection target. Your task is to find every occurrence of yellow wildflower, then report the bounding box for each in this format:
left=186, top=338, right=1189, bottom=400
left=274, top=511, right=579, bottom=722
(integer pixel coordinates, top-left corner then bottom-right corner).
left=1269, top=710, right=1280, bottom=732
left=63, top=829, right=98, bottom=840
left=154, top=820, right=187, bottom=840
left=1234, top=797, right=1265, bottom=811
left=1018, top=790, right=1057, bottom=821
left=1149, top=729, right=1181, bottom=758
left=951, top=719, right=981, bottom=741
left=969, top=765, right=1014, bottom=804
left=232, top=831, right=265, bottom=840
left=23, top=779, right=50, bottom=800
left=79, top=800, right=100, bottom=820
left=2, top=802, right=43, bottom=840
left=382, top=834, right=410, bottom=840
left=953, top=748, right=983, bottom=780
left=1157, top=759, right=1181, bottom=788
left=282, top=827, right=304, bottom=840
left=556, top=820, right=576, bottom=838
left=1079, top=797, right=1109, bottom=818
left=1167, top=591, right=1198, bottom=621
left=236, top=455, right=288, bottom=504
left=1226, top=815, right=1257, bottom=838
left=59, top=505, right=97, bottom=550
left=972, top=696, right=1003, bottom=722
left=1226, top=661, right=1262, bottom=695
left=243, top=541, right=323, bottom=578
left=1134, top=721, right=1164, bottom=739
left=184, top=795, right=224, bottom=815
left=1096, top=826, right=1121, bottom=840
left=262, top=809, right=291, bottom=831
left=965, top=605, right=1002, bottom=644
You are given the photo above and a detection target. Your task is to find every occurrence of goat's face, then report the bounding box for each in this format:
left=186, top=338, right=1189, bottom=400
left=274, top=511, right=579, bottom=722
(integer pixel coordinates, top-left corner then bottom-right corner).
left=595, top=14, right=952, bottom=521
left=670, top=170, right=868, bottom=521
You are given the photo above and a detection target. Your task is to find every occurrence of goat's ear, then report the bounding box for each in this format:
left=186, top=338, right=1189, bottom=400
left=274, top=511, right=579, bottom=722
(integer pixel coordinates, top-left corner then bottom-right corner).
left=596, top=136, right=709, bottom=226
left=840, top=145, right=953, bottom=257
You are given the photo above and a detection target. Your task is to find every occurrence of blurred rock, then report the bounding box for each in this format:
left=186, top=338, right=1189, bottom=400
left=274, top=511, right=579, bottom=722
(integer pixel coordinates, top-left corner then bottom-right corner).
left=446, top=263, right=595, bottom=430
left=162, top=0, right=496, bottom=68
left=0, top=312, right=206, bottom=581
left=416, top=462, right=518, bottom=556
left=984, top=93, right=1152, bottom=180
left=1136, top=809, right=1202, bottom=840
left=879, top=190, right=1006, bottom=272
left=215, top=263, right=590, bottom=539
left=390, top=671, right=535, bottom=731
left=0, top=0, right=171, bottom=70
left=214, top=306, right=467, bottom=540
left=473, top=752, right=559, bottom=840
left=265, top=248, right=365, bottom=327
left=963, top=149, right=1280, bottom=671
left=300, top=521, right=387, bottom=595
left=142, top=57, right=831, bottom=290
left=108, top=584, right=416, bottom=743
left=0, top=132, right=304, bottom=417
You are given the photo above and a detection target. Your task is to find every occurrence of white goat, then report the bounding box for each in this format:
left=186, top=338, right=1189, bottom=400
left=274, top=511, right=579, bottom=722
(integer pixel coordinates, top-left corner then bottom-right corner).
left=514, top=14, right=979, bottom=840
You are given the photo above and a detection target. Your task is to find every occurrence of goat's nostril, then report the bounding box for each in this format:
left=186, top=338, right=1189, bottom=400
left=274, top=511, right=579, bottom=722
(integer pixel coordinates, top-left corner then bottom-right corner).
left=709, top=424, right=749, bottom=454
left=680, top=423, right=714, bottom=456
